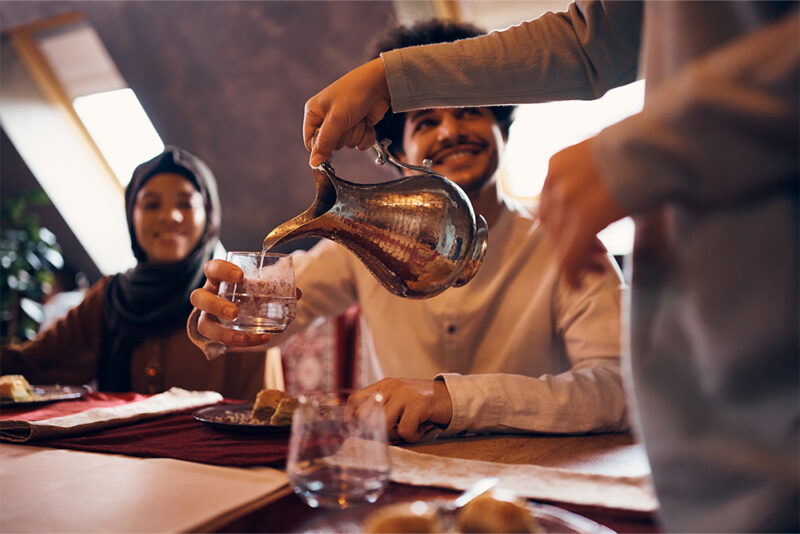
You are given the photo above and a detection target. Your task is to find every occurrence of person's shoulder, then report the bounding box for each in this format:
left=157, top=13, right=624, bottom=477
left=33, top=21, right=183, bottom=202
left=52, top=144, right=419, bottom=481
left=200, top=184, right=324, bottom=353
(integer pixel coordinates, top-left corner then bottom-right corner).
left=82, top=276, right=110, bottom=295
left=75, top=276, right=115, bottom=309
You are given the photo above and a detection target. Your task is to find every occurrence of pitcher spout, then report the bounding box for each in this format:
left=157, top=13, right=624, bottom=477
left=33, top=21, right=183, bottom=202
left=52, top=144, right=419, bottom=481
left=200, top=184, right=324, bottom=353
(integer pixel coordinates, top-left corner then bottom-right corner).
left=262, top=165, right=337, bottom=250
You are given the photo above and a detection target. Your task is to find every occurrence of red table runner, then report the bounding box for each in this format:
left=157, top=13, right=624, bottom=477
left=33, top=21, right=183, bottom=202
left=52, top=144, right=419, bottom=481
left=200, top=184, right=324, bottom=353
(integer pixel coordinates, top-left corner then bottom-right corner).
left=36, top=408, right=290, bottom=467
left=3, top=393, right=289, bottom=467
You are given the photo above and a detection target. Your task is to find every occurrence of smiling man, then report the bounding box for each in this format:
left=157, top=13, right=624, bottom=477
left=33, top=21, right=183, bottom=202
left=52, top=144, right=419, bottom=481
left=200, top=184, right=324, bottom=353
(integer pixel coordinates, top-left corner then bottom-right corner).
left=384, top=105, right=507, bottom=229
left=190, top=20, right=628, bottom=442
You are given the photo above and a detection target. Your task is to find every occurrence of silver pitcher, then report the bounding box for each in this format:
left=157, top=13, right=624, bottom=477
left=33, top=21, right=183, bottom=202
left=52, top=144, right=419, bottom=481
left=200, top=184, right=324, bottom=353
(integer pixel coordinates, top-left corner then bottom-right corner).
left=262, top=142, right=488, bottom=298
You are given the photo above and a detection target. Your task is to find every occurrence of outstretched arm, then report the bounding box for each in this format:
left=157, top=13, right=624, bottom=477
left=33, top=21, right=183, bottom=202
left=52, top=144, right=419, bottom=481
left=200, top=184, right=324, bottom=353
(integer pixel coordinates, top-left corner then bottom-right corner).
left=303, top=1, right=642, bottom=167
left=187, top=242, right=357, bottom=359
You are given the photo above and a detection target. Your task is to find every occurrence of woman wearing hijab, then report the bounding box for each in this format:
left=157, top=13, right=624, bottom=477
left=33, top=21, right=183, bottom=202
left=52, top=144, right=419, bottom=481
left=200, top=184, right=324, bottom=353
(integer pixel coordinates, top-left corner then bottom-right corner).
left=1, top=146, right=266, bottom=399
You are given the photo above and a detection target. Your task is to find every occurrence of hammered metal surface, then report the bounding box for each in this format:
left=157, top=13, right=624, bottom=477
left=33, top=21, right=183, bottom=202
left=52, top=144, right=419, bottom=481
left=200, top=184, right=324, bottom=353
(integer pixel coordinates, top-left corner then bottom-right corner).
left=263, top=164, right=487, bottom=298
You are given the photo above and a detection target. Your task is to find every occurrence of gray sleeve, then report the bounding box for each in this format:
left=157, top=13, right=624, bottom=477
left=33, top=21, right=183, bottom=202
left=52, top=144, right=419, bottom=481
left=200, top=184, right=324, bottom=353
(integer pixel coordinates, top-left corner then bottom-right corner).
left=594, top=10, right=799, bottom=212
left=381, top=0, right=642, bottom=111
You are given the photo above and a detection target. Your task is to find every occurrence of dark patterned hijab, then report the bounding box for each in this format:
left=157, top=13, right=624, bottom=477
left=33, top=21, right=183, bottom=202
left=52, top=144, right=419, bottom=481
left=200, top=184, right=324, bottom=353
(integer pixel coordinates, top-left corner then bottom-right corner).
left=97, top=146, right=221, bottom=391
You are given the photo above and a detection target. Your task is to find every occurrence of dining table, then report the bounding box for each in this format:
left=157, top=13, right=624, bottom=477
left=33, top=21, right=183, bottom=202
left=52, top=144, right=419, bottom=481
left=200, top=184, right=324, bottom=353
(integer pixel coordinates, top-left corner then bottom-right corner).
left=0, top=387, right=662, bottom=533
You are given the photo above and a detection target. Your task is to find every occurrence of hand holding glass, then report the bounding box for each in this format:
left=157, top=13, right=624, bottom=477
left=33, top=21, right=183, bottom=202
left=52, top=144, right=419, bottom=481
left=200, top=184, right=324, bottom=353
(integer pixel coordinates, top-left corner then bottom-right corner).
left=217, top=251, right=296, bottom=334
left=287, top=390, right=391, bottom=509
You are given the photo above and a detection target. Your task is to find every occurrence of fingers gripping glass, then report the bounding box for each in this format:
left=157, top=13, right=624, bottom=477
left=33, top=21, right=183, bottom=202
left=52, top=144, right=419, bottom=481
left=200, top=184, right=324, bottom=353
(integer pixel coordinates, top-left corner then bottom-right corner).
left=217, top=251, right=297, bottom=334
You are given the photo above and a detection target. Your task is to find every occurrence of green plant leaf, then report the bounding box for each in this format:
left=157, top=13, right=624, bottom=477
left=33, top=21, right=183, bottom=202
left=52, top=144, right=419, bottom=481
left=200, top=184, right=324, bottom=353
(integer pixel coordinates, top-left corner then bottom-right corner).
left=26, top=188, right=50, bottom=206
left=0, top=188, right=64, bottom=343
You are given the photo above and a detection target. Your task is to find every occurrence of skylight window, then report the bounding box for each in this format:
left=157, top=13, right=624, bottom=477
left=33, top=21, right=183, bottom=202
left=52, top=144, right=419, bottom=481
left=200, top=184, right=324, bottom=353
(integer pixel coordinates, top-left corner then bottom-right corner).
left=4, top=15, right=224, bottom=276
left=73, top=89, right=164, bottom=186
left=1, top=17, right=172, bottom=275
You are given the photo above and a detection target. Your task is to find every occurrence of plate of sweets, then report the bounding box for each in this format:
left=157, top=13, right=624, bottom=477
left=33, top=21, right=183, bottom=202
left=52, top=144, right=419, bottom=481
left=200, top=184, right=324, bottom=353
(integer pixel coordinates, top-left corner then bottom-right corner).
left=194, top=388, right=296, bottom=434
left=301, top=489, right=614, bottom=533
left=0, top=375, right=86, bottom=409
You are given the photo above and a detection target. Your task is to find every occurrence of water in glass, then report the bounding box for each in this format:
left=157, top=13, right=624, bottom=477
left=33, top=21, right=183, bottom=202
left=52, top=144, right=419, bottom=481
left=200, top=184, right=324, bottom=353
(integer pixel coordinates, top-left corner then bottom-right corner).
left=218, top=251, right=296, bottom=334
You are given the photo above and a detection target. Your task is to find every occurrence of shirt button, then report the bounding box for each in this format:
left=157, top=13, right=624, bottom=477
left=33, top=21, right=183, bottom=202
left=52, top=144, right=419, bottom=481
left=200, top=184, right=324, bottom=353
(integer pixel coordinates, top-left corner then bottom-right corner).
left=447, top=324, right=456, bottom=334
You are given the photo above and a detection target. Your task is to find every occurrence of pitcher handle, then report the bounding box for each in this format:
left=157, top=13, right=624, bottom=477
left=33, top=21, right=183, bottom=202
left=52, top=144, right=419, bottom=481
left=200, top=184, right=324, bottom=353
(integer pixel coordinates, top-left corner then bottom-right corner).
left=373, top=139, right=435, bottom=175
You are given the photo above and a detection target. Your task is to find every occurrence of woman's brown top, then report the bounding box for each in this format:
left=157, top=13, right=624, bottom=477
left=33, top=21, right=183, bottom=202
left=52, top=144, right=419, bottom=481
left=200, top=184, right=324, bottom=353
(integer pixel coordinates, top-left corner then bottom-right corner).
left=1, top=277, right=265, bottom=400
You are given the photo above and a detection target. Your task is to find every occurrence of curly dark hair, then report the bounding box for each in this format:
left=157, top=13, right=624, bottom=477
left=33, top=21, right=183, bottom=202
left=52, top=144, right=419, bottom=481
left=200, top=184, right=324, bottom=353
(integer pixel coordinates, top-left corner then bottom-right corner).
left=371, top=19, right=516, bottom=157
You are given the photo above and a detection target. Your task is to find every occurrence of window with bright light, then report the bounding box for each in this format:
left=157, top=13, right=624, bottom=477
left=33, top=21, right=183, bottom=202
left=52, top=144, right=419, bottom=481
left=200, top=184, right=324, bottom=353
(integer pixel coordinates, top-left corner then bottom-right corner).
left=8, top=19, right=222, bottom=275
left=502, top=80, right=645, bottom=255
left=3, top=19, right=172, bottom=275
left=73, top=89, right=164, bottom=186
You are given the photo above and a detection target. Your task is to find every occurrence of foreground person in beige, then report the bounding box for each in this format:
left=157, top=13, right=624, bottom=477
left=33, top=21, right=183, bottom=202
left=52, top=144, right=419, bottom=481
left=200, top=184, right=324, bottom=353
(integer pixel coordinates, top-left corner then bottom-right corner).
left=300, top=2, right=799, bottom=532
left=1, top=146, right=266, bottom=398
left=190, top=21, right=628, bottom=444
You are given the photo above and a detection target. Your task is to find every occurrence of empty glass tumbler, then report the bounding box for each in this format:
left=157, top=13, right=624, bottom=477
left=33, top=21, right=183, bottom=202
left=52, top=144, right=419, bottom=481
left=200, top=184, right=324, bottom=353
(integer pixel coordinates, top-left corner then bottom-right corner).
left=287, top=390, right=391, bottom=509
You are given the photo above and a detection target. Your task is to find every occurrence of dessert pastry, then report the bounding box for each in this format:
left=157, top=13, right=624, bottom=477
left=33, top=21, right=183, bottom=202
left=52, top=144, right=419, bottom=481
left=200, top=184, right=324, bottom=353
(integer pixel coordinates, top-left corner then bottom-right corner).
left=456, top=491, right=540, bottom=533
left=250, top=389, right=289, bottom=421
left=364, top=501, right=443, bottom=533
left=0, top=374, right=34, bottom=402
left=269, top=397, right=299, bottom=426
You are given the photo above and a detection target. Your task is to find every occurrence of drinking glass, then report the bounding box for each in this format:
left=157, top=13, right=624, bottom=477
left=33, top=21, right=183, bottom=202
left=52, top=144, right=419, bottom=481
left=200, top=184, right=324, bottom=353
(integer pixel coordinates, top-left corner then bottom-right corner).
left=217, top=251, right=296, bottom=334
left=287, top=390, right=391, bottom=509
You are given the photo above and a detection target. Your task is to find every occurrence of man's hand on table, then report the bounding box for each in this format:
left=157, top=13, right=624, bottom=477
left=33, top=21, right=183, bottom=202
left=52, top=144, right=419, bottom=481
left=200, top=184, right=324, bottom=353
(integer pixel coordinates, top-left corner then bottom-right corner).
left=349, top=378, right=453, bottom=443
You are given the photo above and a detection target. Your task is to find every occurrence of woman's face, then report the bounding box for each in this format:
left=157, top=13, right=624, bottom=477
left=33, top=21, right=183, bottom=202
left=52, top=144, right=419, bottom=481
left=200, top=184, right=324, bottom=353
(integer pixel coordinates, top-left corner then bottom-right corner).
left=132, top=173, right=207, bottom=263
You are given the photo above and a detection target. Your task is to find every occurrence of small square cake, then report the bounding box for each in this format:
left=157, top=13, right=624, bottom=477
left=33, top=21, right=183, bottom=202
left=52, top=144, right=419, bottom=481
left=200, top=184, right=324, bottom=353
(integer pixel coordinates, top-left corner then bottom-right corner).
left=269, top=397, right=299, bottom=426
left=0, top=375, right=34, bottom=402
left=250, top=389, right=289, bottom=422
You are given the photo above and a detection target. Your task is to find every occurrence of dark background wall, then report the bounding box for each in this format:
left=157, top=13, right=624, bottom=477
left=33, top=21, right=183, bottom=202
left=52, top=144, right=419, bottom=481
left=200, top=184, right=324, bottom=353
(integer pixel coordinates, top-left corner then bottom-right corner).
left=0, top=1, right=402, bottom=284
